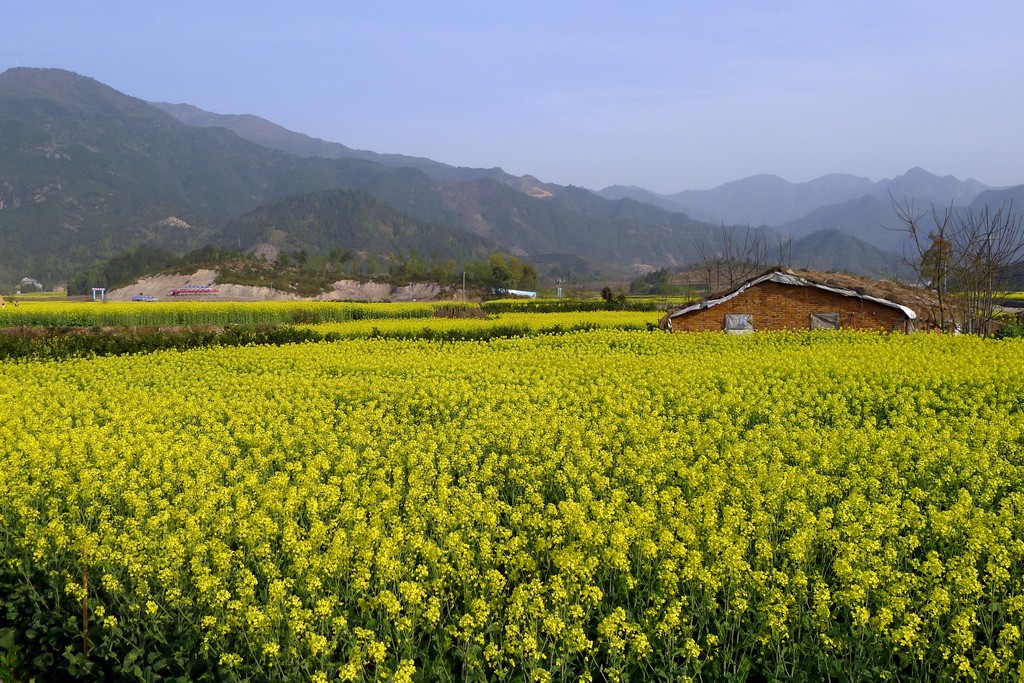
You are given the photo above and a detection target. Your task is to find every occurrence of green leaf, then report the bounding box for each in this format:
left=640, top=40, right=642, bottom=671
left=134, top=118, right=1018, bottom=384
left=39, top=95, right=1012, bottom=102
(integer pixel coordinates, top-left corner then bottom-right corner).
left=123, top=646, right=143, bottom=667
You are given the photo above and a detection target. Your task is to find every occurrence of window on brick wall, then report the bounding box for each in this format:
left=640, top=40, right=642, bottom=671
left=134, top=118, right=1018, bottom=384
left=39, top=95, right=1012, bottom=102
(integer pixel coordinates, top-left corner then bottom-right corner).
left=724, top=313, right=753, bottom=334
left=810, top=312, right=840, bottom=330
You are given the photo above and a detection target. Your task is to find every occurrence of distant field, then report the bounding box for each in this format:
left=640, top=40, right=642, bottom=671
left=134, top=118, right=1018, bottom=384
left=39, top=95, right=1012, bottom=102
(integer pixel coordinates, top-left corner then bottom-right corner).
left=0, top=300, right=474, bottom=328
left=0, top=298, right=680, bottom=329
left=2, top=290, right=71, bottom=301
left=300, top=310, right=662, bottom=339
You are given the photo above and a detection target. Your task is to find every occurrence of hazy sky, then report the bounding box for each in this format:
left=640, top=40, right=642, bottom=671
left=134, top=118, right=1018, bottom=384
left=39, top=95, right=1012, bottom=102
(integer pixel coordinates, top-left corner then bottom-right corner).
left=3, top=1, right=1022, bottom=193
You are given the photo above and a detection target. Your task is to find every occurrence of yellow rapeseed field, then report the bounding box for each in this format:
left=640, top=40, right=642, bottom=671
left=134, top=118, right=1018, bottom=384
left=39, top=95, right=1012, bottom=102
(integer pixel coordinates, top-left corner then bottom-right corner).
left=300, top=310, right=660, bottom=339
left=1, top=330, right=1023, bottom=681
left=0, top=300, right=467, bottom=328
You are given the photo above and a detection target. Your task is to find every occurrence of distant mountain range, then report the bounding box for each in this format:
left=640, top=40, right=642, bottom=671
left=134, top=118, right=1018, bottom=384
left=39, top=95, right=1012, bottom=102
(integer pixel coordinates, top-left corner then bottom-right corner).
left=599, top=168, right=995, bottom=228
left=1, top=66, right=1019, bottom=291
left=151, top=102, right=558, bottom=195
left=601, top=170, right=1024, bottom=263
left=0, top=67, right=718, bottom=287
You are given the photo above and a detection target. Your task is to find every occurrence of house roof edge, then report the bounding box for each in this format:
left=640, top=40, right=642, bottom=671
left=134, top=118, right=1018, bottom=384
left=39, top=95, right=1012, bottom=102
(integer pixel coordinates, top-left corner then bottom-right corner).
left=667, top=269, right=917, bottom=320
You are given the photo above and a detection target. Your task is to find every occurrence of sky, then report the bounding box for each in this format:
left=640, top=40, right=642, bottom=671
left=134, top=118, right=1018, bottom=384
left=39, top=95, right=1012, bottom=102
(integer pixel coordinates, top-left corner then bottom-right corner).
left=3, top=1, right=1022, bottom=193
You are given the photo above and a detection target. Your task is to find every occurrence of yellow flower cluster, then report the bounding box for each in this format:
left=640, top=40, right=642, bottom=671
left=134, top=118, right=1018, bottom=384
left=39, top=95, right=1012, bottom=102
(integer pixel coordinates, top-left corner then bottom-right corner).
left=0, top=299, right=468, bottom=327
left=1, top=330, right=1023, bottom=680
left=301, top=310, right=660, bottom=338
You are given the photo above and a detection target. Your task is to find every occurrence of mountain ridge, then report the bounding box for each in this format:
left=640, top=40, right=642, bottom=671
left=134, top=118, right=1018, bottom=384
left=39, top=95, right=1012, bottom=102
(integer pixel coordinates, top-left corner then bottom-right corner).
left=3, top=66, right=1001, bottom=292
left=0, top=67, right=733, bottom=287
left=148, top=85, right=1018, bottom=267
left=151, top=101, right=559, bottom=197
left=600, top=168, right=994, bottom=228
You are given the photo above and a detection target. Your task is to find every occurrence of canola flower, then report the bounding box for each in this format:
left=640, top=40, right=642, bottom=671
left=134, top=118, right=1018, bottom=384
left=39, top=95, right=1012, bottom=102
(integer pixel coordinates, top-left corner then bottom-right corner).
left=299, top=310, right=660, bottom=338
left=0, top=300, right=472, bottom=328
left=1, top=331, right=1023, bottom=681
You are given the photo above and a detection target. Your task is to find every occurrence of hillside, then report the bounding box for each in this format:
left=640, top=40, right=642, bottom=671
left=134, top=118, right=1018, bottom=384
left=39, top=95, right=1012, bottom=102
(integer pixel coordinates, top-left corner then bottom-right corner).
left=151, top=101, right=558, bottom=191
left=789, top=229, right=906, bottom=277
left=0, top=68, right=406, bottom=286
left=970, top=184, right=1024, bottom=212
left=217, top=188, right=497, bottom=262
left=0, top=66, right=919, bottom=291
left=776, top=195, right=910, bottom=254
left=152, top=100, right=727, bottom=269
left=0, top=67, right=719, bottom=288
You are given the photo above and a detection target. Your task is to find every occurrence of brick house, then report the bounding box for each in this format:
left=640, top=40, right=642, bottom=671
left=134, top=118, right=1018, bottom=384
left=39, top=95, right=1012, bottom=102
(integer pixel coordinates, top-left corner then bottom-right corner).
left=661, top=269, right=920, bottom=333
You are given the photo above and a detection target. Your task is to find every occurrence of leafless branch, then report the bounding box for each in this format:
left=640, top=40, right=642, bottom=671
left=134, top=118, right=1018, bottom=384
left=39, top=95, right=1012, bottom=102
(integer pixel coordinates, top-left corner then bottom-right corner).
left=891, top=194, right=1024, bottom=335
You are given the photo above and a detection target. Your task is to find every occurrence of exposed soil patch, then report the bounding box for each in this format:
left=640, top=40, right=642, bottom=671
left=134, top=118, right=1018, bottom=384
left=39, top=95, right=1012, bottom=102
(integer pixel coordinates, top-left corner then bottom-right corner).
left=106, top=270, right=302, bottom=302
left=106, top=271, right=443, bottom=302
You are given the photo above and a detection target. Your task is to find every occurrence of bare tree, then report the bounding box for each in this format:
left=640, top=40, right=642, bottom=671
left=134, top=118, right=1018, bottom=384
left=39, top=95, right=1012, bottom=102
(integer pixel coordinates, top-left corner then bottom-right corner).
left=955, top=202, right=1024, bottom=334
left=892, top=194, right=1024, bottom=335
left=774, top=231, right=793, bottom=272
left=892, top=195, right=957, bottom=330
left=693, top=224, right=791, bottom=293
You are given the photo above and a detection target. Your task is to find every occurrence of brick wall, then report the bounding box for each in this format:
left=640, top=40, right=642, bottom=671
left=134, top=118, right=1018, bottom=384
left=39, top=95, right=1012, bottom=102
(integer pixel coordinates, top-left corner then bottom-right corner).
left=668, top=281, right=910, bottom=333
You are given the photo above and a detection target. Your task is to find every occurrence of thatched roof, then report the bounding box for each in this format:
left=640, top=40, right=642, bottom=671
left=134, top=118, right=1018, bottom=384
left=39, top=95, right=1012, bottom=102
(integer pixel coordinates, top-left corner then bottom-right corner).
left=782, top=269, right=941, bottom=326
left=664, top=268, right=942, bottom=328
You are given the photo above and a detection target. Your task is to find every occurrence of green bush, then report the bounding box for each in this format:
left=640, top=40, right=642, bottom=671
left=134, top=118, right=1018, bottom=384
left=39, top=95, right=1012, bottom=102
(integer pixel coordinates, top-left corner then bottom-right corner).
left=995, top=316, right=1024, bottom=338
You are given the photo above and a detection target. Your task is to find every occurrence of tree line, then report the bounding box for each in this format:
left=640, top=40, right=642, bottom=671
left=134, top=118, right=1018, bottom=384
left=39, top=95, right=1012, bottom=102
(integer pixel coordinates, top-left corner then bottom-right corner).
left=65, top=246, right=537, bottom=298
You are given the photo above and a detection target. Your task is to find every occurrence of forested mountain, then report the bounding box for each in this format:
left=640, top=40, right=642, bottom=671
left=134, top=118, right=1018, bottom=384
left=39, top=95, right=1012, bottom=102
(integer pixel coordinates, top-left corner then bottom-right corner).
left=0, top=67, right=722, bottom=288
left=789, top=229, right=905, bottom=277
left=0, top=66, right=933, bottom=291
left=218, top=188, right=497, bottom=262
left=151, top=102, right=559, bottom=194
left=0, top=68, right=413, bottom=286
left=151, top=100, right=719, bottom=265
left=157, top=95, right=975, bottom=282
left=775, top=195, right=908, bottom=254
